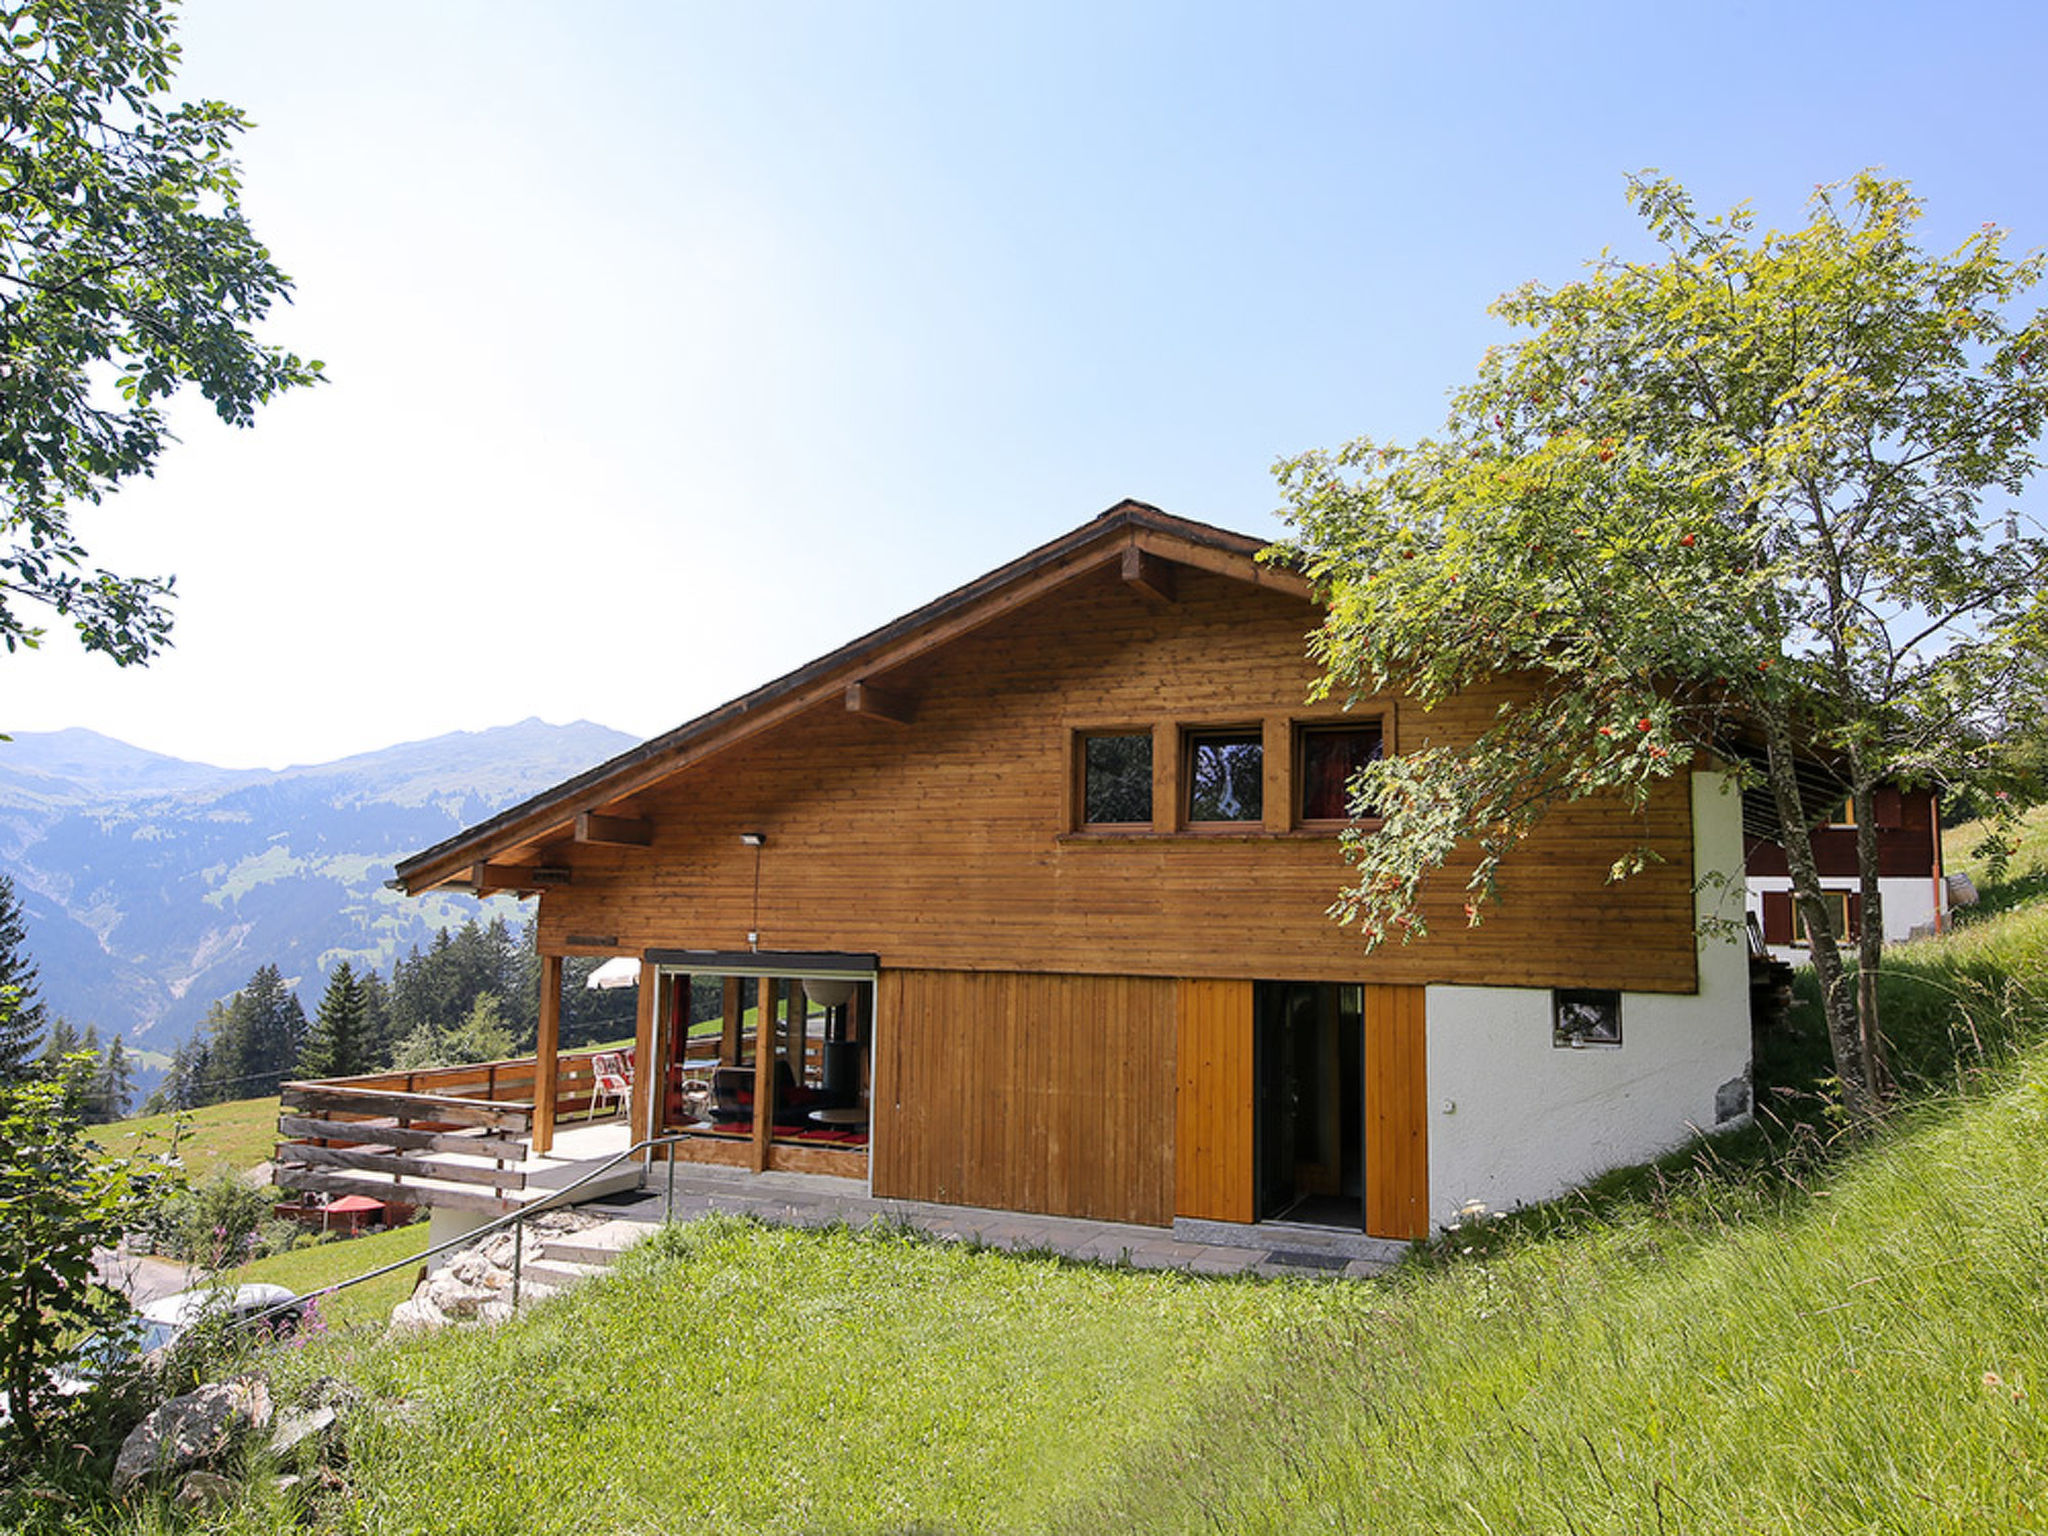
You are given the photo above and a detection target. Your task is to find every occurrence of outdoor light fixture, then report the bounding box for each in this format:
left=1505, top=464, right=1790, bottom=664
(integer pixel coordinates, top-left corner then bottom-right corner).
left=740, top=831, right=766, bottom=846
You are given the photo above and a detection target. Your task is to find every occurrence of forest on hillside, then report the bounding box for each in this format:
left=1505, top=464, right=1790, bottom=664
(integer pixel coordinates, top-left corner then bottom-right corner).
left=0, top=873, right=640, bottom=1119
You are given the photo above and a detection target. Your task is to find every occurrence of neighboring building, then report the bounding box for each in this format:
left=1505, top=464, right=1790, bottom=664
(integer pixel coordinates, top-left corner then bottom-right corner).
left=391, top=503, right=1753, bottom=1249
left=1745, top=785, right=1948, bottom=964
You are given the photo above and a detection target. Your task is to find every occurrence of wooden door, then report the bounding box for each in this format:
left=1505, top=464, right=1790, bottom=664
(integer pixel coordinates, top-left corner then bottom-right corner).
left=1362, top=982, right=1429, bottom=1240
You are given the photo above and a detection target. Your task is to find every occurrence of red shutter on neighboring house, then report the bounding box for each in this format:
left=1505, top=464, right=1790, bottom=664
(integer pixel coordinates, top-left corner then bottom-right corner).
left=1762, top=891, right=1794, bottom=945
left=1875, top=787, right=1904, bottom=829
left=1848, top=893, right=1864, bottom=937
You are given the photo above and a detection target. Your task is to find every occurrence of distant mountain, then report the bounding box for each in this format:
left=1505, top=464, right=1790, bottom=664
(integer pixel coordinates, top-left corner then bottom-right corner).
left=0, top=719, right=638, bottom=1056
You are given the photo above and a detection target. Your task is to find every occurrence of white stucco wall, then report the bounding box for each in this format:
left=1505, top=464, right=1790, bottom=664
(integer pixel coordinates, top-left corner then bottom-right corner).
left=1424, top=772, right=1753, bottom=1229
left=1745, top=874, right=1946, bottom=962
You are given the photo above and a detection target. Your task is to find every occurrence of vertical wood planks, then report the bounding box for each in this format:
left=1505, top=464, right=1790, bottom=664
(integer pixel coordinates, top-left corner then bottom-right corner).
left=1363, top=982, right=1429, bottom=1240
left=870, top=969, right=1175, bottom=1225
left=1174, top=978, right=1255, bottom=1222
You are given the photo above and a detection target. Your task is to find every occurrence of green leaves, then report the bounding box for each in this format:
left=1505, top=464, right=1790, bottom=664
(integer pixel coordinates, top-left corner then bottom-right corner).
left=0, top=1062, right=177, bottom=1451
left=0, top=0, right=320, bottom=667
left=1279, top=171, right=2048, bottom=964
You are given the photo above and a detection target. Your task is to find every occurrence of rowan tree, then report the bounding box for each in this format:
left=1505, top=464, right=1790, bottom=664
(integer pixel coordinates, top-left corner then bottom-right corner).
left=1276, top=172, right=2048, bottom=1117
left=0, top=0, right=320, bottom=665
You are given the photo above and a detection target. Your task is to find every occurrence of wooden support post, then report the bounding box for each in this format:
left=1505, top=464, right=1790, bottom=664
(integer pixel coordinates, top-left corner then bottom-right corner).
left=849, top=983, right=869, bottom=1098
left=752, top=976, right=777, bottom=1172
left=535, top=953, right=563, bottom=1154
left=721, top=977, right=742, bottom=1065
left=630, top=961, right=659, bottom=1144
left=789, top=979, right=809, bottom=1085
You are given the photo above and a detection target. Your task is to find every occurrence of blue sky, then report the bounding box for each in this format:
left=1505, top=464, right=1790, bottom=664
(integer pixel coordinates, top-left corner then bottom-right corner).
left=8, top=1, right=2047, bottom=768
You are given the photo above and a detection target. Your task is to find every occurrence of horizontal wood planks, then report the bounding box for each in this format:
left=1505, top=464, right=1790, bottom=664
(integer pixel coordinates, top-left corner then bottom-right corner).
left=1363, top=983, right=1429, bottom=1241
left=874, top=969, right=1175, bottom=1226
left=1174, top=978, right=1254, bottom=1223
left=534, top=562, right=1703, bottom=995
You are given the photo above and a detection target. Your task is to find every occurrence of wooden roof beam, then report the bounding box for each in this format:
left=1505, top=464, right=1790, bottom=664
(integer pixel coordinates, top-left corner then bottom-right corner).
left=845, top=681, right=913, bottom=726
left=576, top=812, right=653, bottom=847
left=1120, top=546, right=1177, bottom=606
left=1131, top=528, right=1312, bottom=599
left=471, top=862, right=572, bottom=894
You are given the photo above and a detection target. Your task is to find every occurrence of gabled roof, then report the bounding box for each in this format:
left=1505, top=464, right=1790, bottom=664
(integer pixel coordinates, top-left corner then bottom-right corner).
left=393, top=500, right=1309, bottom=895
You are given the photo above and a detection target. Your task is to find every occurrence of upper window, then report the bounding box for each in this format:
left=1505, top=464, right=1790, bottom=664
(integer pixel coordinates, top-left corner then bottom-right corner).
left=1298, top=722, right=1385, bottom=823
left=1187, top=730, right=1263, bottom=823
left=1080, top=732, right=1152, bottom=825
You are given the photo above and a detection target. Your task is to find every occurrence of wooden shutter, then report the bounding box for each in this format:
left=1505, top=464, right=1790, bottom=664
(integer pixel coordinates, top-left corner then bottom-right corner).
left=1175, top=979, right=1255, bottom=1223
left=1761, top=891, right=1794, bottom=945
left=1363, top=983, right=1430, bottom=1241
left=1875, top=787, right=1904, bottom=829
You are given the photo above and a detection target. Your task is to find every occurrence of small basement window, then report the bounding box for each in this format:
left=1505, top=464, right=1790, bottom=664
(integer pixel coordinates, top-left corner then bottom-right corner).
left=1080, top=732, right=1152, bottom=826
left=1298, top=721, right=1385, bottom=823
left=1553, top=989, right=1622, bottom=1049
left=1186, top=729, right=1263, bottom=823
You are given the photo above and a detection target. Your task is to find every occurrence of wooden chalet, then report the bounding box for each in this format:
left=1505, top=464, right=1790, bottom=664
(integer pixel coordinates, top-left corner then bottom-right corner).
left=1746, top=784, right=1950, bottom=960
left=302, top=502, right=1752, bottom=1251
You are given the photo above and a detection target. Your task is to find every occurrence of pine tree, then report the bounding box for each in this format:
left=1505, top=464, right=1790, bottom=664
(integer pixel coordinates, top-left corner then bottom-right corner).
left=224, top=964, right=307, bottom=1097
left=0, top=874, right=48, bottom=1085
left=89, top=1036, right=134, bottom=1123
left=300, top=961, right=369, bottom=1079
left=37, top=1016, right=80, bottom=1068
left=357, top=968, right=395, bottom=1071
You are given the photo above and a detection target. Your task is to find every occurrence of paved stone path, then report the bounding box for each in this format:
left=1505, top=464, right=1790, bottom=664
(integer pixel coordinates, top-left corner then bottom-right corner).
left=581, top=1165, right=1402, bottom=1281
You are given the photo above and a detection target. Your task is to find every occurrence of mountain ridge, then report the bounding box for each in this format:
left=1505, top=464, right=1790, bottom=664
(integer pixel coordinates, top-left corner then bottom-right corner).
left=0, top=718, right=639, bottom=1053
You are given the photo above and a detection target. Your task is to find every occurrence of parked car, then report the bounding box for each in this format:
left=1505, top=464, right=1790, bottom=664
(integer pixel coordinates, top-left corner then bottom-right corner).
left=0, top=1283, right=304, bottom=1429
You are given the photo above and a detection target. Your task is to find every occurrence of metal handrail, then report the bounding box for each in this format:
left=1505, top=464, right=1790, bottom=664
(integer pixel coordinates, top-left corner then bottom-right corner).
left=242, top=1128, right=716, bottom=1327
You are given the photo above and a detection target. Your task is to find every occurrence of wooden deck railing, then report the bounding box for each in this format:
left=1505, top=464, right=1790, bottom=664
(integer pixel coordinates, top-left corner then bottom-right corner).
left=273, top=1049, right=621, bottom=1216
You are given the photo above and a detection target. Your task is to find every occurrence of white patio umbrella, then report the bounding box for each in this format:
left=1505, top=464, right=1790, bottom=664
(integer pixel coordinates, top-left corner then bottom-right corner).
left=585, top=956, right=641, bottom=990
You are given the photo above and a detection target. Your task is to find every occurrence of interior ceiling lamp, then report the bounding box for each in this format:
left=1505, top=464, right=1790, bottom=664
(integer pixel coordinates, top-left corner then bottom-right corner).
left=740, top=832, right=766, bottom=846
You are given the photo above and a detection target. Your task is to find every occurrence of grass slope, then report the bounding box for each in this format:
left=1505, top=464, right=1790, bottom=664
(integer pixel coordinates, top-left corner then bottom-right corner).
left=94, top=1094, right=280, bottom=1180
left=229, top=1225, right=433, bottom=1332
left=233, top=1224, right=1353, bottom=1536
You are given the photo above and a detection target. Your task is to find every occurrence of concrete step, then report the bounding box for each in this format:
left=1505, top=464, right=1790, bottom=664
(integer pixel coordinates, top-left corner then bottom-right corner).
left=539, top=1219, right=648, bottom=1267
left=519, top=1257, right=609, bottom=1290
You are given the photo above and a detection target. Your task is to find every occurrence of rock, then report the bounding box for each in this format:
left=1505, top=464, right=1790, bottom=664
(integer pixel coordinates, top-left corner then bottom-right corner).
left=269, top=1404, right=337, bottom=1456
left=174, top=1470, right=236, bottom=1509
left=386, top=1209, right=608, bottom=1332
left=113, top=1377, right=272, bottom=1494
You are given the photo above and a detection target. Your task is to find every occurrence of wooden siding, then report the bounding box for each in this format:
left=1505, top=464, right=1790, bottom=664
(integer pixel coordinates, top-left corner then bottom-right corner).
left=1363, top=983, right=1429, bottom=1241
left=1174, top=978, right=1254, bottom=1223
left=873, top=969, right=1176, bottom=1226
left=533, top=562, right=1703, bottom=995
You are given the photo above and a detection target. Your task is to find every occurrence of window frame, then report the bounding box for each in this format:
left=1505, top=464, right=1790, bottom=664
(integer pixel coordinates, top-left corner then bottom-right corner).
left=1552, top=988, right=1623, bottom=1050
left=1294, top=718, right=1388, bottom=828
left=1793, top=889, right=1855, bottom=944
left=1072, top=728, right=1155, bottom=831
left=1182, top=725, right=1265, bottom=827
